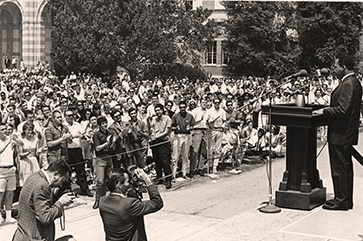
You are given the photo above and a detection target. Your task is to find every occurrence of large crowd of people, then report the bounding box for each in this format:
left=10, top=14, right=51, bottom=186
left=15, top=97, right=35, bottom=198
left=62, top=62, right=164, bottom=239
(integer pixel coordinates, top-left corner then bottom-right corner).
left=0, top=61, right=357, bottom=223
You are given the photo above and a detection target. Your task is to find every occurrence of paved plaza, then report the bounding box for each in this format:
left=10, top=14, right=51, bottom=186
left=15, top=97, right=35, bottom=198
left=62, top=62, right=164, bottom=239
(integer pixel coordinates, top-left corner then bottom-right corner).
left=1, top=136, right=363, bottom=241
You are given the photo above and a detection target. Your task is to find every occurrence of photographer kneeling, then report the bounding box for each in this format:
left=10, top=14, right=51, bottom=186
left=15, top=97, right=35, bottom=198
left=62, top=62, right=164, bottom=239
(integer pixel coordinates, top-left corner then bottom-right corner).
left=99, top=168, right=164, bottom=241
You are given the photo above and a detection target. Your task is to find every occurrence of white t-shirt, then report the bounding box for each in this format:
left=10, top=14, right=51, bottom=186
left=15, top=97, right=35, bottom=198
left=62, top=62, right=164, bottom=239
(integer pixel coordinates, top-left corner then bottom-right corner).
left=64, top=121, right=84, bottom=148
left=0, top=136, right=13, bottom=166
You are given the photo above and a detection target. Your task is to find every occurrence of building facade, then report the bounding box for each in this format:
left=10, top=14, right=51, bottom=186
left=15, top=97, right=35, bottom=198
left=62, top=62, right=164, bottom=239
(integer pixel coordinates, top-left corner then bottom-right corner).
left=1, top=0, right=226, bottom=75
left=193, top=0, right=228, bottom=78
left=0, top=0, right=51, bottom=70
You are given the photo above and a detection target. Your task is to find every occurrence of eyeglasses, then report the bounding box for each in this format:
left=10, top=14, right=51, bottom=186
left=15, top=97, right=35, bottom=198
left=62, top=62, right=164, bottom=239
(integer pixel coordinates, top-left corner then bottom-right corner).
left=37, top=118, right=44, bottom=121
left=66, top=114, right=73, bottom=117
left=114, top=114, right=121, bottom=118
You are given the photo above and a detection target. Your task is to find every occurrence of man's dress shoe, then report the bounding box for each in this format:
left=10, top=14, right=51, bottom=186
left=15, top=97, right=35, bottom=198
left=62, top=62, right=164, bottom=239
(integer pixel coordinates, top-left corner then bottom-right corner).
left=322, top=203, right=349, bottom=211
left=93, top=200, right=99, bottom=209
left=325, top=199, right=353, bottom=209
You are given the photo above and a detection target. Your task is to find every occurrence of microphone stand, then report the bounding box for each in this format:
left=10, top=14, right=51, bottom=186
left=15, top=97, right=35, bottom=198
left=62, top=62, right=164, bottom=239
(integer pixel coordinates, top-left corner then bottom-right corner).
left=237, top=76, right=299, bottom=214
left=258, top=92, right=281, bottom=213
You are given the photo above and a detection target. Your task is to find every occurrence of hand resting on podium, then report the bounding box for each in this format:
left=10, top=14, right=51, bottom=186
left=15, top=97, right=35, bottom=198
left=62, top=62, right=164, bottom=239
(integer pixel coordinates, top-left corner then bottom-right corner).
left=312, top=107, right=329, bottom=116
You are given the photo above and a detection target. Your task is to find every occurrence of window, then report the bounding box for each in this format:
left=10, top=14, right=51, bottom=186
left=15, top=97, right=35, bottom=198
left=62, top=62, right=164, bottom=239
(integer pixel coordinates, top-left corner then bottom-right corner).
left=206, top=41, right=217, bottom=64
left=222, top=42, right=229, bottom=65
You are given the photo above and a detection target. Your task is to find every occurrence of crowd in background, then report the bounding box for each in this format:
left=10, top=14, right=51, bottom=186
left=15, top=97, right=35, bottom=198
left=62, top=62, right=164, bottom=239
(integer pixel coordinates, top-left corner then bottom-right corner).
left=1, top=60, right=358, bottom=221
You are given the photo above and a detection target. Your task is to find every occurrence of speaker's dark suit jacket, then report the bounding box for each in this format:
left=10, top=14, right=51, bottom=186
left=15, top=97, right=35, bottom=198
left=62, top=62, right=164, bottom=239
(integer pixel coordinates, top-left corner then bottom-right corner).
left=324, top=74, right=362, bottom=145
left=99, top=185, right=163, bottom=241
left=12, top=171, right=63, bottom=241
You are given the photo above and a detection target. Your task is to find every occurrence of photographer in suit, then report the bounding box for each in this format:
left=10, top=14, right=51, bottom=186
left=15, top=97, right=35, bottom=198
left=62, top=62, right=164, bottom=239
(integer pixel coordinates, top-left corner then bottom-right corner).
left=12, top=160, right=75, bottom=241
left=99, top=168, right=163, bottom=241
left=313, top=54, right=362, bottom=210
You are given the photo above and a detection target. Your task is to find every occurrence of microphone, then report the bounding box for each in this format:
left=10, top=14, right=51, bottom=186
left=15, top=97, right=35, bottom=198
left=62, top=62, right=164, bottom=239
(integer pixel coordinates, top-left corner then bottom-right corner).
left=284, top=69, right=308, bottom=79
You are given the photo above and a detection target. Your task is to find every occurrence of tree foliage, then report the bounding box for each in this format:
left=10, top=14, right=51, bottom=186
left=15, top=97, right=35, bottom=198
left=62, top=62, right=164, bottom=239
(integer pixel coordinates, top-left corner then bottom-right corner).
left=222, top=1, right=300, bottom=78
left=223, top=1, right=363, bottom=78
left=297, top=2, right=363, bottom=70
left=49, top=0, right=217, bottom=79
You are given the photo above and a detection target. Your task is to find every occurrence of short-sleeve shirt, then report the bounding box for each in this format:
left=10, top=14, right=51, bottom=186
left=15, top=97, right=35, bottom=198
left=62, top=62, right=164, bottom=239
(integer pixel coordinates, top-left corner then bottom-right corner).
left=205, top=107, right=226, bottom=129
left=149, top=115, right=171, bottom=141
left=45, top=121, right=70, bottom=162
left=171, top=112, right=196, bottom=134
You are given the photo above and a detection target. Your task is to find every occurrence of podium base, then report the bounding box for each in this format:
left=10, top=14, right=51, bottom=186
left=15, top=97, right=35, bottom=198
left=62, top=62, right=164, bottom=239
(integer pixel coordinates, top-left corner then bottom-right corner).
left=276, top=187, right=326, bottom=210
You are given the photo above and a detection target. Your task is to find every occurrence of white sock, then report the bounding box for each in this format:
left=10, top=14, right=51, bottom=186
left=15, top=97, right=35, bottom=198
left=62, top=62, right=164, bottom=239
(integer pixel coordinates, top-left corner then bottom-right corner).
left=5, top=210, right=11, bottom=220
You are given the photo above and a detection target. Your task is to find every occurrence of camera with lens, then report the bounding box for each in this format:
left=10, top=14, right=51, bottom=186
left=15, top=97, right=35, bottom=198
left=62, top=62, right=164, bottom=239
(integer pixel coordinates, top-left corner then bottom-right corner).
left=127, top=162, right=155, bottom=199
left=56, top=180, right=78, bottom=199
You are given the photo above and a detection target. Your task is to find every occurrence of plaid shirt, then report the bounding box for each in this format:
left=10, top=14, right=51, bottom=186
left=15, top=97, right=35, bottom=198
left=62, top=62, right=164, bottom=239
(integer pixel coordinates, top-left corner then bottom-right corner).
left=45, top=121, right=70, bottom=162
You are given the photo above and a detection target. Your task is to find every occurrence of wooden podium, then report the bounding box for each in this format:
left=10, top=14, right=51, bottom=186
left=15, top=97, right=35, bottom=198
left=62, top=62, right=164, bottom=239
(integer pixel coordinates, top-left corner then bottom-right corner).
left=262, top=104, right=328, bottom=210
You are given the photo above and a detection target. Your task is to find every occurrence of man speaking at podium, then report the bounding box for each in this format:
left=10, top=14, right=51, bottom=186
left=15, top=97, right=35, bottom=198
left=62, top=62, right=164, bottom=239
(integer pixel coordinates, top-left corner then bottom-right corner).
left=313, top=54, right=362, bottom=210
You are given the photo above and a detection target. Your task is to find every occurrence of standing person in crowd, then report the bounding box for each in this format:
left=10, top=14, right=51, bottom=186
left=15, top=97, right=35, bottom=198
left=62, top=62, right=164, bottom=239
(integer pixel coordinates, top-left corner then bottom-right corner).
left=165, top=100, right=175, bottom=119
left=4, top=55, right=11, bottom=69
left=124, top=107, right=149, bottom=168
left=0, top=122, right=18, bottom=223
left=108, top=109, right=126, bottom=169
left=75, top=101, right=86, bottom=122
left=99, top=168, right=163, bottom=241
left=82, top=113, right=98, bottom=167
left=7, top=114, right=21, bottom=133
left=12, top=160, right=75, bottom=241
left=18, top=122, right=41, bottom=190
left=11, top=55, right=17, bottom=69
left=190, top=97, right=208, bottom=176
left=205, top=97, right=226, bottom=175
left=171, top=101, right=196, bottom=179
left=224, top=100, right=243, bottom=169
left=146, top=94, right=160, bottom=118
left=17, top=109, right=43, bottom=136
left=92, top=116, right=114, bottom=209
left=149, top=104, right=172, bottom=189
left=64, top=109, right=93, bottom=197
left=45, top=110, right=72, bottom=164
left=313, top=54, right=362, bottom=210
left=41, top=105, right=52, bottom=128
left=136, top=102, right=147, bottom=124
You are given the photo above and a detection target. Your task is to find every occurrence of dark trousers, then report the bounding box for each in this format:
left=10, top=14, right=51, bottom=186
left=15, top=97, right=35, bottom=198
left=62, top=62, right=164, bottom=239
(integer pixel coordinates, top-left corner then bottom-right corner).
left=68, top=148, right=89, bottom=193
left=328, top=143, right=354, bottom=206
left=130, top=149, right=146, bottom=168
left=151, top=140, right=172, bottom=181
left=112, top=148, right=129, bottom=169
left=95, top=157, right=112, bottom=198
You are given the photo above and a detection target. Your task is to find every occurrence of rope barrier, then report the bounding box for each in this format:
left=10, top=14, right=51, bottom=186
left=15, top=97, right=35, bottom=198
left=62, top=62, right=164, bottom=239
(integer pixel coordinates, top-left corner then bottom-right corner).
left=0, top=128, right=330, bottom=180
